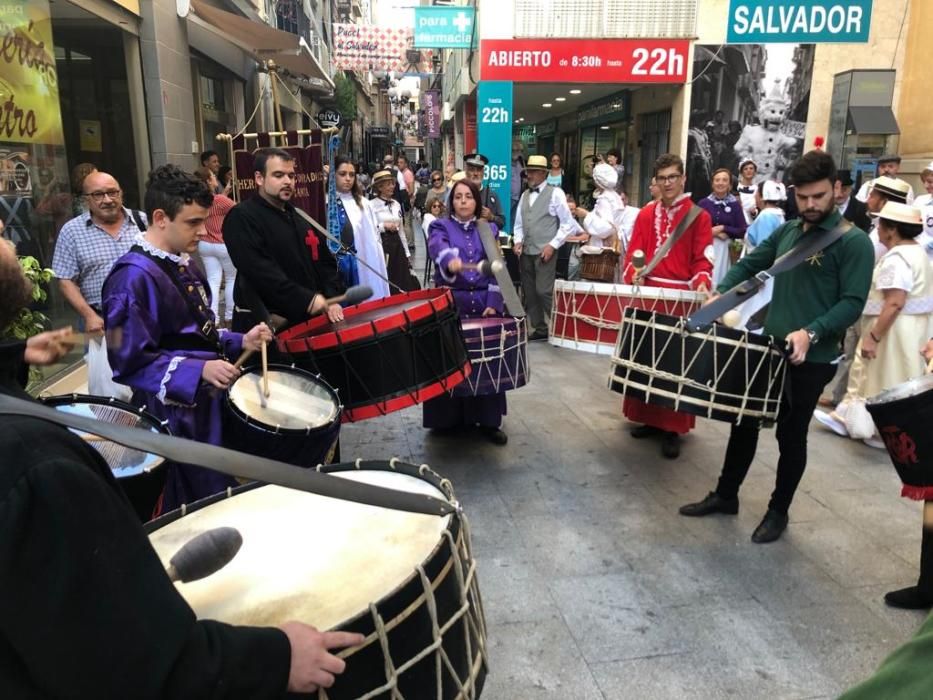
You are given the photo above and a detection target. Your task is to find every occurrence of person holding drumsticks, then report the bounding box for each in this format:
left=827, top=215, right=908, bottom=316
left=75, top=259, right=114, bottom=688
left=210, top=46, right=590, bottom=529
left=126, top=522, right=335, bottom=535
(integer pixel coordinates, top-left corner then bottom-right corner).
left=0, top=238, right=364, bottom=696
left=680, top=150, right=875, bottom=543
left=424, top=178, right=509, bottom=445
left=102, top=165, right=272, bottom=514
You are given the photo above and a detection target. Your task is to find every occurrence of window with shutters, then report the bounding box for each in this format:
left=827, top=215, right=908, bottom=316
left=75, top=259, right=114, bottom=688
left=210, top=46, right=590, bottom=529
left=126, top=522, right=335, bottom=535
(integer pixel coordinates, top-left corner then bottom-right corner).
left=514, top=0, right=696, bottom=38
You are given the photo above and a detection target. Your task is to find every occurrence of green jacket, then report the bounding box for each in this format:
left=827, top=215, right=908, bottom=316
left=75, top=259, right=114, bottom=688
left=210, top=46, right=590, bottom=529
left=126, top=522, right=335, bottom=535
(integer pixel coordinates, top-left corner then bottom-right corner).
left=717, top=210, right=875, bottom=364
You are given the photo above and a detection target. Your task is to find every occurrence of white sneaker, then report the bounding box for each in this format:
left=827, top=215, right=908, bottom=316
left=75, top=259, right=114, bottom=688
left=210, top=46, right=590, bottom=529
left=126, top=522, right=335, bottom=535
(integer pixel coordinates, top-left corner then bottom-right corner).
left=814, top=410, right=849, bottom=437
left=863, top=437, right=886, bottom=449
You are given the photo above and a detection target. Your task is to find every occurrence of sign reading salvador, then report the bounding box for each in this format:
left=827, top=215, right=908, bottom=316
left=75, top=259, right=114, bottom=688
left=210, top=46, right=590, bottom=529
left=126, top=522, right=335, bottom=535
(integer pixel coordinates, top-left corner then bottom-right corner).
left=727, top=0, right=872, bottom=44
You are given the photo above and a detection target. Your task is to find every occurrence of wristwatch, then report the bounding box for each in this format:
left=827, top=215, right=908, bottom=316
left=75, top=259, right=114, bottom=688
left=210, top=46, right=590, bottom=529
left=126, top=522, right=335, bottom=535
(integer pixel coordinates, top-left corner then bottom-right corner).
left=805, top=328, right=819, bottom=345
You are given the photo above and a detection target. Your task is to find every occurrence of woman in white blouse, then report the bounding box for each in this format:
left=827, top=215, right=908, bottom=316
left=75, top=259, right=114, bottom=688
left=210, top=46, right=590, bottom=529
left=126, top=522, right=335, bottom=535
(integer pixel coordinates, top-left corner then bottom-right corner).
left=572, top=163, right=625, bottom=253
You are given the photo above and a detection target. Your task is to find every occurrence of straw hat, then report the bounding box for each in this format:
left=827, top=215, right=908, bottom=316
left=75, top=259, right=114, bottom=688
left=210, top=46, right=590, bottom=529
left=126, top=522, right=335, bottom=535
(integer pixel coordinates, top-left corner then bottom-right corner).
left=449, top=170, right=468, bottom=183
left=870, top=176, right=911, bottom=202
left=871, top=201, right=922, bottom=226
left=525, top=155, right=548, bottom=170
left=372, top=169, right=394, bottom=185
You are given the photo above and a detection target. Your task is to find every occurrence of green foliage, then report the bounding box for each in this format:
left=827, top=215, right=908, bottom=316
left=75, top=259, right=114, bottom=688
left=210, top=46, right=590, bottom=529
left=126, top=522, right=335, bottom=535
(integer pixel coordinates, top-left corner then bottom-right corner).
left=2, top=256, right=55, bottom=388
left=334, top=70, right=358, bottom=122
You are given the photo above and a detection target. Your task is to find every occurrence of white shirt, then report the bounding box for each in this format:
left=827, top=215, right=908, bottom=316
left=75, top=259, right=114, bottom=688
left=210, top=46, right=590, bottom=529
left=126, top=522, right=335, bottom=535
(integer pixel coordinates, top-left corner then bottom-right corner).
left=370, top=196, right=410, bottom=259
left=512, top=184, right=583, bottom=248
left=856, top=178, right=915, bottom=204
left=582, top=189, right=624, bottom=250
left=618, top=205, right=640, bottom=253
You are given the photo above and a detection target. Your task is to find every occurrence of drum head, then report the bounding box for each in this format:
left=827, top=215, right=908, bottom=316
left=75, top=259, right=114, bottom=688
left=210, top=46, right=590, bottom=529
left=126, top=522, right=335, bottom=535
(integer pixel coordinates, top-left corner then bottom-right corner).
left=148, top=472, right=451, bottom=630
left=868, top=373, right=933, bottom=406
left=229, top=367, right=340, bottom=431
left=44, top=398, right=165, bottom=477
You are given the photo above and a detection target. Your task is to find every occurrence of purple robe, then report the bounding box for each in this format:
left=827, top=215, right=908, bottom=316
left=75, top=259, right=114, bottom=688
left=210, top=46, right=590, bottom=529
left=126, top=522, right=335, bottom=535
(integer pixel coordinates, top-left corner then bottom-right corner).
left=423, top=216, right=506, bottom=429
left=102, top=243, right=244, bottom=513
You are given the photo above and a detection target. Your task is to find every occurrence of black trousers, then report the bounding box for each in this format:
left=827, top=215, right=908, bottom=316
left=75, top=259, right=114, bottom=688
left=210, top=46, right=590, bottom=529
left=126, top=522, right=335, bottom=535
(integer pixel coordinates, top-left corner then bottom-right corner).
left=715, top=361, right=836, bottom=514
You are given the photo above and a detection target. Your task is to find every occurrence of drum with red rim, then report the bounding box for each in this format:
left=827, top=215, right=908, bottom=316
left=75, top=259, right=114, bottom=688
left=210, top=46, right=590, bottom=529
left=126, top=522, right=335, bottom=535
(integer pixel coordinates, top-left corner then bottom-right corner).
left=277, top=288, right=471, bottom=422
left=549, top=280, right=704, bottom=355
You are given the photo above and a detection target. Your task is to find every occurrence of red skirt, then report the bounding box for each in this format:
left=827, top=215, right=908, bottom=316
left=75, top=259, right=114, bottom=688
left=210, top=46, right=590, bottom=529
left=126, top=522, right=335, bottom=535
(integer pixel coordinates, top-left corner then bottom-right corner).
left=623, top=397, right=695, bottom=434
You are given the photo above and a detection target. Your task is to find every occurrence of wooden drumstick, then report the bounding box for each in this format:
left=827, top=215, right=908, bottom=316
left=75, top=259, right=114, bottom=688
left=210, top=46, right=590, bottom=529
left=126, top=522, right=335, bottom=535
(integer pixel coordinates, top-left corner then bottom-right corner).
left=631, top=249, right=646, bottom=282
left=261, top=340, right=270, bottom=398
left=461, top=260, right=505, bottom=275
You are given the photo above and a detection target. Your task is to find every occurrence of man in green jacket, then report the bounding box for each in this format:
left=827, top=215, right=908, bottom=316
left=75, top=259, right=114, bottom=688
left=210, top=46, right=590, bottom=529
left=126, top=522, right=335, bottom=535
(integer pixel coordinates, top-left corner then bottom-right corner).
left=679, top=150, right=875, bottom=543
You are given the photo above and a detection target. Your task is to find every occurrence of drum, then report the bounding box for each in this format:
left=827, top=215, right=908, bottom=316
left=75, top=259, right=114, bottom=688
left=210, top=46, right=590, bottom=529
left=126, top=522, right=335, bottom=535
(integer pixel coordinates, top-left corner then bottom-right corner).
left=224, top=364, right=341, bottom=468
left=277, top=288, right=471, bottom=422
left=146, top=460, right=487, bottom=699
left=452, top=316, right=529, bottom=397
left=549, top=280, right=704, bottom=355
left=579, top=248, right=620, bottom=283
left=866, top=374, right=933, bottom=500
left=40, top=394, right=168, bottom=521
left=609, top=307, right=787, bottom=427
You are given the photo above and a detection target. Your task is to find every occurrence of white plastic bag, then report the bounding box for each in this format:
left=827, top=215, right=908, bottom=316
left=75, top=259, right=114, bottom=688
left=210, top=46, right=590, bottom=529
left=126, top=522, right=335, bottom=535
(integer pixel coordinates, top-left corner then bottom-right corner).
left=85, top=336, right=132, bottom=401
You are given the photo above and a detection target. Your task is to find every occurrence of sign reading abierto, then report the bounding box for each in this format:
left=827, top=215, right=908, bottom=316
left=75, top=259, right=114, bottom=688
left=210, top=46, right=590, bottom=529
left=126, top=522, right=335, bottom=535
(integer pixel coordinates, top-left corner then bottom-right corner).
left=727, top=0, right=872, bottom=44
left=413, top=7, right=476, bottom=49
left=480, top=39, right=690, bottom=83
left=477, top=81, right=513, bottom=234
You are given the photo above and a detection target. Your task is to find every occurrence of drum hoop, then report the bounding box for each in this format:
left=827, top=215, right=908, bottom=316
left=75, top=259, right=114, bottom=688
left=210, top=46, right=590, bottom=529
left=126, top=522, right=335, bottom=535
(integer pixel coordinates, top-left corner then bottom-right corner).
left=226, top=363, right=342, bottom=432
left=278, top=288, right=454, bottom=354
left=39, top=393, right=169, bottom=432
left=552, top=278, right=705, bottom=302
left=621, top=309, right=783, bottom=354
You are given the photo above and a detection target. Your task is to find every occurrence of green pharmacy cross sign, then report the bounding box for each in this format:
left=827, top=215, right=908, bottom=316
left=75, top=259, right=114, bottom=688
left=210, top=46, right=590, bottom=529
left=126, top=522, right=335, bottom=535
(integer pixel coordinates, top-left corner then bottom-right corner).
left=413, top=7, right=477, bottom=49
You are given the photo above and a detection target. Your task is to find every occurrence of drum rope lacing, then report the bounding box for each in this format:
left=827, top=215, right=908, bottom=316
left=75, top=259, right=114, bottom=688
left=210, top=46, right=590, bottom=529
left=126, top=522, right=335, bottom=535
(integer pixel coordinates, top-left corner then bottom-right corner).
left=457, top=321, right=529, bottom=397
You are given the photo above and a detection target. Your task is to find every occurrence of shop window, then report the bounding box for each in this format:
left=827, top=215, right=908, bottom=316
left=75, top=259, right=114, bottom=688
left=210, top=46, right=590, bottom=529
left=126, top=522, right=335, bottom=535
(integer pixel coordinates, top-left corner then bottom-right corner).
left=275, top=0, right=300, bottom=35
left=200, top=75, right=226, bottom=112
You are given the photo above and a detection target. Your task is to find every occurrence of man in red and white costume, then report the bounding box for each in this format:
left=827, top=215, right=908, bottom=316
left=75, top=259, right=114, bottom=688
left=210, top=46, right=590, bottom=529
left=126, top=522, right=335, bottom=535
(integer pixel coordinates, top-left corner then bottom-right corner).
left=620, top=153, right=713, bottom=459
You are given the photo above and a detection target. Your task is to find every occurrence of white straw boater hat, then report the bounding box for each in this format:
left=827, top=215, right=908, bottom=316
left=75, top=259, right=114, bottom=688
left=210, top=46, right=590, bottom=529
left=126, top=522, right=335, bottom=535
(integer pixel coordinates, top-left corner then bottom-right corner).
left=870, top=176, right=911, bottom=201
left=871, top=201, right=923, bottom=226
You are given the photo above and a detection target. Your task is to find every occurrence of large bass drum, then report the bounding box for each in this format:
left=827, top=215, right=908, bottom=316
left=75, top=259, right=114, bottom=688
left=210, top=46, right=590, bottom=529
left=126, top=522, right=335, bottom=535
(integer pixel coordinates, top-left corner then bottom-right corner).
left=146, top=460, right=487, bottom=699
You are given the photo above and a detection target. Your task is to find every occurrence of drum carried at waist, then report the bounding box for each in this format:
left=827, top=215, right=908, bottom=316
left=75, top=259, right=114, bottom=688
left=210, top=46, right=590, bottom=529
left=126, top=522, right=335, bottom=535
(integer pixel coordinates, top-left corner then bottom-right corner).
left=146, top=459, right=488, bottom=699
left=452, top=316, right=529, bottom=397
left=549, top=280, right=704, bottom=355
left=224, top=363, right=341, bottom=468
left=609, top=308, right=787, bottom=427
left=867, top=373, right=933, bottom=500
left=277, top=288, right=471, bottom=422
left=40, top=394, right=169, bottom=521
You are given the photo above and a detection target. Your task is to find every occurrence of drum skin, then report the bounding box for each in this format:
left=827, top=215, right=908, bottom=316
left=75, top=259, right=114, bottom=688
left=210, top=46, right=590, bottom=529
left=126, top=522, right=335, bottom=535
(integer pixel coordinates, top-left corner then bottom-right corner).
left=278, top=289, right=471, bottom=422
left=146, top=461, right=487, bottom=699
left=452, top=316, right=529, bottom=397
left=610, top=308, right=787, bottom=427
left=224, top=364, right=341, bottom=469
left=867, top=375, right=933, bottom=500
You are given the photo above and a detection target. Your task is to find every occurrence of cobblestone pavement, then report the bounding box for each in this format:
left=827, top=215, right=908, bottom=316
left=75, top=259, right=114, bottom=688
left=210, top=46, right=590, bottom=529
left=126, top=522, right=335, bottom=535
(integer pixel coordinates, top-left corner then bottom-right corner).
left=339, top=334, right=926, bottom=700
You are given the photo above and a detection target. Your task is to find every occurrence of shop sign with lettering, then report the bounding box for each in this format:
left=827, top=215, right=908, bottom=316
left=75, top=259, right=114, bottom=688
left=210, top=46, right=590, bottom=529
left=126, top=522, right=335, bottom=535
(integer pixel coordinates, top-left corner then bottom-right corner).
left=480, top=39, right=689, bottom=83
left=476, top=81, right=513, bottom=233
left=727, top=0, right=872, bottom=44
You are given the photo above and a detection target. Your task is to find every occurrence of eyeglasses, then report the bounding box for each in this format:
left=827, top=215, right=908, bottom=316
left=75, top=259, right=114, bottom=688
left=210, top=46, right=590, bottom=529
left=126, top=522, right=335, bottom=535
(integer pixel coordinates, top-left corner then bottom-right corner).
left=85, top=189, right=122, bottom=202
left=655, top=175, right=683, bottom=184
left=431, top=178, right=443, bottom=183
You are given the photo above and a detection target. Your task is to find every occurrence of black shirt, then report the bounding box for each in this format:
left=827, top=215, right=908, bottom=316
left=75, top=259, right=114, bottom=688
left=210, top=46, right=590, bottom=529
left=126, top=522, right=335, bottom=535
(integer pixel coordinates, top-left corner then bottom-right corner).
left=223, top=195, right=343, bottom=326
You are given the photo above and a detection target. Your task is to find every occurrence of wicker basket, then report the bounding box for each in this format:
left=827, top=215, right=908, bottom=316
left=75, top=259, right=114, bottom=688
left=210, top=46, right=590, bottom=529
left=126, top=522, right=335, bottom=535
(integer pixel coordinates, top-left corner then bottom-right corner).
left=580, top=249, right=620, bottom=283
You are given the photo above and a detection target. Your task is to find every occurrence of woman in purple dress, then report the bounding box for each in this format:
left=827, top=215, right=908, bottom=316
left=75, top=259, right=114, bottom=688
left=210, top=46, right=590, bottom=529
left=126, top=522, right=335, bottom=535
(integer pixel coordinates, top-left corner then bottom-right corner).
left=698, top=167, right=748, bottom=286
left=423, top=179, right=508, bottom=445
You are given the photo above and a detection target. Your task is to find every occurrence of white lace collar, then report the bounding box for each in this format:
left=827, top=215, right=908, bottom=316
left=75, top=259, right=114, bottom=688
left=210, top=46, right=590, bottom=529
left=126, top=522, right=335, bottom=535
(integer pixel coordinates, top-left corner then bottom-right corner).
left=136, top=233, right=190, bottom=264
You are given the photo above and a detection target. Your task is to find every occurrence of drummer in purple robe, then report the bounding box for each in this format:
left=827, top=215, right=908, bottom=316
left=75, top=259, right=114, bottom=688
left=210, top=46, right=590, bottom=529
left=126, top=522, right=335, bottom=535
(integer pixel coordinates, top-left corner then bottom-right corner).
left=424, top=178, right=508, bottom=445
left=102, top=165, right=272, bottom=514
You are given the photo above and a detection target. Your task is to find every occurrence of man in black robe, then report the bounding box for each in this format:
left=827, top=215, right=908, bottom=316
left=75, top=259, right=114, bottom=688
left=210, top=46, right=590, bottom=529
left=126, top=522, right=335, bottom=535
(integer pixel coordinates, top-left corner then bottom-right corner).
left=0, top=238, right=362, bottom=696
left=224, top=148, right=345, bottom=331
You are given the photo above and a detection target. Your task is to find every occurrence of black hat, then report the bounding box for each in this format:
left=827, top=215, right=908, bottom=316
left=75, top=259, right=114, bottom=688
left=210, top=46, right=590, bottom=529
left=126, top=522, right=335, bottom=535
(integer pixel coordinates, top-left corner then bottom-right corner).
left=877, top=154, right=901, bottom=165
left=836, top=169, right=854, bottom=187
left=464, top=153, right=489, bottom=168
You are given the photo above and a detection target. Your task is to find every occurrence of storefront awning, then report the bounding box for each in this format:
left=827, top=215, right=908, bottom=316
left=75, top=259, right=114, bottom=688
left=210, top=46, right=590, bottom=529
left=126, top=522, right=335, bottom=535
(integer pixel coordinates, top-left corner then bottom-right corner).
left=190, top=0, right=334, bottom=91
left=847, top=106, right=900, bottom=135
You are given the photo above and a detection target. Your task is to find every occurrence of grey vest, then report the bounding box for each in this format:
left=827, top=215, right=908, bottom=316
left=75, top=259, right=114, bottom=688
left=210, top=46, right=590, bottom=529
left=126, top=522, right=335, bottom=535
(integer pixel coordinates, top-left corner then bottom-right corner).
left=520, top=185, right=559, bottom=255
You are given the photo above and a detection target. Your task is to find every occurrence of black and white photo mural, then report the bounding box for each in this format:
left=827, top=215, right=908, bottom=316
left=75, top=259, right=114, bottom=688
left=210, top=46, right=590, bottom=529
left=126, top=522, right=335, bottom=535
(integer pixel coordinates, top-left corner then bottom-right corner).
left=686, top=43, right=814, bottom=200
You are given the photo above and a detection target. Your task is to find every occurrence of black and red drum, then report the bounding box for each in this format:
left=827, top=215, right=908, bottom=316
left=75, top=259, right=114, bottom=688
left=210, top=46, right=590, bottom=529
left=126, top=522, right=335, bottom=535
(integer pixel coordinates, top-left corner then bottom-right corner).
left=867, top=374, right=933, bottom=500
left=39, top=394, right=168, bottom=521
left=224, top=363, right=341, bottom=468
left=146, top=459, right=488, bottom=699
left=452, top=317, right=529, bottom=397
left=609, top=307, right=787, bottom=427
left=277, top=288, right=471, bottom=422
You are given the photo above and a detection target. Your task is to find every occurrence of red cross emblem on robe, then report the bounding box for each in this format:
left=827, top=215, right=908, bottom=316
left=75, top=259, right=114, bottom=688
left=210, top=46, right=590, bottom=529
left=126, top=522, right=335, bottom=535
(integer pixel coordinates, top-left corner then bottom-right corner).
left=305, top=229, right=320, bottom=260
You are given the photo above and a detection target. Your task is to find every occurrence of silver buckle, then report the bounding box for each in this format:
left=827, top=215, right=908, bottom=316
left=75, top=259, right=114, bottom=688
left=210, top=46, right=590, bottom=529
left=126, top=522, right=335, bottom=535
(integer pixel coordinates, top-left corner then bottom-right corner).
left=754, top=270, right=773, bottom=284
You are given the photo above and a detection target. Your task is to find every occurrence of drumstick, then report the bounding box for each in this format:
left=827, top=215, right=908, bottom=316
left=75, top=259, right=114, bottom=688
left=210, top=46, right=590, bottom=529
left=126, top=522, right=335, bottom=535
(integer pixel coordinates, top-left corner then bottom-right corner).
left=166, top=527, right=243, bottom=583
left=631, top=249, right=646, bottom=282
left=461, top=260, right=505, bottom=276
left=261, top=339, right=270, bottom=399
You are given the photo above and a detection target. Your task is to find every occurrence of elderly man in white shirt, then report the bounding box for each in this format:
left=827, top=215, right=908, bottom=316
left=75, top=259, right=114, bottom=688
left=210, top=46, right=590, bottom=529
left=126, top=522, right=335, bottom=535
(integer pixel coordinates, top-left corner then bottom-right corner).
left=513, top=154, right=583, bottom=340
left=856, top=154, right=915, bottom=204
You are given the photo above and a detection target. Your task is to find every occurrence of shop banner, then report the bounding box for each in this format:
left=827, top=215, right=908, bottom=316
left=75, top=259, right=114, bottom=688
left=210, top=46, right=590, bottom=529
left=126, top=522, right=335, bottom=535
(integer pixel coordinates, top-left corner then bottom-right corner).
left=232, top=132, right=326, bottom=225
left=477, top=81, right=513, bottom=235
left=480, top=39, right=690, bottom=83
left=464, top=99, right=477, bottom=156
left=413, top=7, right=476, bottom=49
left=727, top=0, right=872, bottom=44
left=333, top=23, right=427, bottom=73
left=0, top=0, right=64, bottom=146
left=422, top=90, right=441, bottom=138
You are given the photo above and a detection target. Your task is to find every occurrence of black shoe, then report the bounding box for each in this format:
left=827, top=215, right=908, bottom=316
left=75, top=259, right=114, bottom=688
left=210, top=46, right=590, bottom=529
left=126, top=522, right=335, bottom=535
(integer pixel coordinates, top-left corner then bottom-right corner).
left=483, top=427, right=508, bottom=445
left=751, top=509, right=789, bottom=544
left=679, top=491, right=739, bottom=517
left=661, top=432, right=680, bottom=459
left=529, top=330, right=549, bottom=341
left=884, top=586, right=933, bottom=610
left=630, top=424, right=662, bottom=439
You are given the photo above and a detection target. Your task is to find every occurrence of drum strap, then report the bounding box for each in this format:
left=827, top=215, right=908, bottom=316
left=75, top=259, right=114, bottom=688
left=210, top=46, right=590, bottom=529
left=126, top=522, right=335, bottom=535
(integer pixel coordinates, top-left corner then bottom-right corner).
left=476, top=219, right=526, bottom=317
left=0, top=394, right=455, bottom=517
left=636, top=205, right=702, bottom=283
left=685, top=220, right=853, bottom=332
